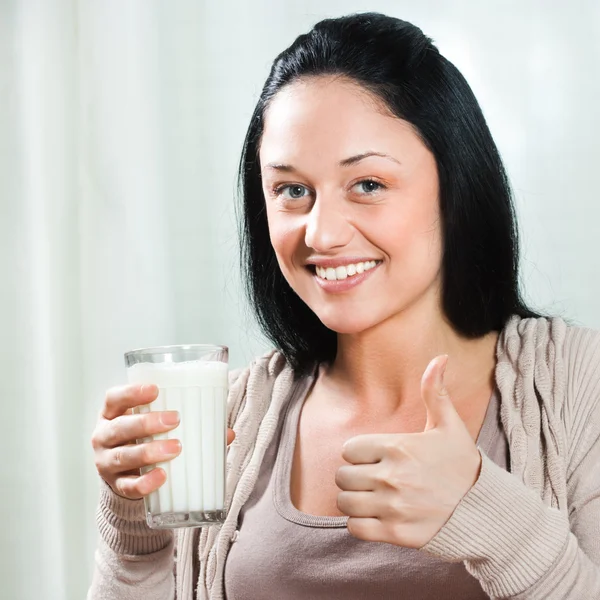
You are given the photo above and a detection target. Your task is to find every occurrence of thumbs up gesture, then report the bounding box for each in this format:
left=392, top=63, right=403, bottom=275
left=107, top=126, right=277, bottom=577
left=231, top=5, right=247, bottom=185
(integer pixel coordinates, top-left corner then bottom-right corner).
left=336, top=355, right=482, bottom=549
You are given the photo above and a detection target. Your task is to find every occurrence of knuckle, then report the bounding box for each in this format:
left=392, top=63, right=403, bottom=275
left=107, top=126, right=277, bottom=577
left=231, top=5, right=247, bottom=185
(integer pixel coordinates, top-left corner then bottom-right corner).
left=106, top=384, right=123, bottom=397
left=376, top=467, right=401, bottom=490
left=346, top=517, right=363, bottom=538
left=90, top=430, right=102, bottom=450
left=335, top=466, right=352, bottom=489
left=114, top=477, right=129, bottom=498
left=142, top=413, right=159, bottom=437
left=346, top=517, right=355, bottom=535
left=93, top=454, right=107, bottom=475
left=128, top=480, right=143, bottom=498
left=388, top=474, right=404, bottom=491
left=104, top=384, right=136, bottom=414
left=104, top=386, right=122, bottom=407
left=391, top=523, right=410, bottom=546
left=140, top=443, right=152, bottom=462
left=373, top=469, right=389, bottom=486
left=341, top=440, right=354, bottom=460
left=140, top=443, right=156, bottom=465
left=384, top=440, right=403, bottom=459
left=389, top=496, right=406, bottom=518
left=103, top=421, right=119, bottom=447
left=339, top=490, right=353, bottom=509
left=113, top=446, right=127, bottom=469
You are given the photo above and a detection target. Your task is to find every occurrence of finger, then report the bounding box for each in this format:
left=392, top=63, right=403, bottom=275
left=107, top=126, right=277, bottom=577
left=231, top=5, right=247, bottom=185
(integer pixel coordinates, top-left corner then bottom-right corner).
left=99, top=411, right=180, bottom=449
left=103, top=384, right=159, bottom=420
left=227, top=428, right=235, bottom=446
left=342, top=433, right=398, bottom=465
left=335, top=463, right=377, bottom=491
left=102, top=439, right=181, bottom=474
left=421, top=354, right=458, bottom=430
left=337, top=490, right=380, bottom=518
left=113, top=466, right=167, bottom=500
left=347, top=517, right=394, bottom=544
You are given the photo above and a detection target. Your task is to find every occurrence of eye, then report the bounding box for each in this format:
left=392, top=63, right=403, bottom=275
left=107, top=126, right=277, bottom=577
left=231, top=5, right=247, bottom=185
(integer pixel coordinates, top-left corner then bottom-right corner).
left=353, top=179, right=385, bottom=194
left=275, top=184, right=310, bottom=200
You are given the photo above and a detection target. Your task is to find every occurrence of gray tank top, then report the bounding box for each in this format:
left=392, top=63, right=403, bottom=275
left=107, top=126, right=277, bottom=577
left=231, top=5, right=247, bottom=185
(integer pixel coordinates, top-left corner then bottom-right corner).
left=224, top=376, right=509, bottom=599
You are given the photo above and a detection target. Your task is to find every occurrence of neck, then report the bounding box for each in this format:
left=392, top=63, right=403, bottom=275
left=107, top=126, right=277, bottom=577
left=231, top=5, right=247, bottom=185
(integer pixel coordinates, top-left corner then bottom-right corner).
left=322, top=298, right=499, bottom=416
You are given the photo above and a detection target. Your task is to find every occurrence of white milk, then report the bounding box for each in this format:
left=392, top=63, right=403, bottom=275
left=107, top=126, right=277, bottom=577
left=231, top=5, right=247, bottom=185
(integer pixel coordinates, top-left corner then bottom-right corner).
left=127, top=359, right=228, bottom=526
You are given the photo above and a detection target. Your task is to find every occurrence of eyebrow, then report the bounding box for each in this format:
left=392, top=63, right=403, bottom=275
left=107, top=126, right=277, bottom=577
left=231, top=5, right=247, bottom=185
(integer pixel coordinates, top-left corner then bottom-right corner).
left=264, top=151, right=400, bottom=172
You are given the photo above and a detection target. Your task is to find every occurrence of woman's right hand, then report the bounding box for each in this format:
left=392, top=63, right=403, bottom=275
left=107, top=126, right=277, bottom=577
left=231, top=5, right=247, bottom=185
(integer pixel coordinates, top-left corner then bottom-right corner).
left=91, top=383, right=235, bottom=500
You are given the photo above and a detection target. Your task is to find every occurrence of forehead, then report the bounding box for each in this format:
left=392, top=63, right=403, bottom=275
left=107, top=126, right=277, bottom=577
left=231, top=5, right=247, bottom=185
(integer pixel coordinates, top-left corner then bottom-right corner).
left=259, top=76, right=421, bottom=166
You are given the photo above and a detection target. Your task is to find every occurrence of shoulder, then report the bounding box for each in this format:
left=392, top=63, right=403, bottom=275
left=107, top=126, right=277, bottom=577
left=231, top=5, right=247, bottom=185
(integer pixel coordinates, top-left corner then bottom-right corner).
left=562, top=324, right=600, bottom=395
left=498, top=314, right=600, bottom=367
left=499, top=314, right=600, bottom=398
left=228, top=349, right=290, bottom=390
left=497, top=314, right=600, bottom=467
left=497, top=314, right=600, bottom=421
left=561, top=323, right=600, bottom=465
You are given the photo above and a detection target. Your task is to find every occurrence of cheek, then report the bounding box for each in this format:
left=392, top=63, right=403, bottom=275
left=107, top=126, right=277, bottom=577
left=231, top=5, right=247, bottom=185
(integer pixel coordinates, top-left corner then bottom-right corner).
left=266, top=213, right=304, bottom=272
left=384, top=204, right=442, bottom=273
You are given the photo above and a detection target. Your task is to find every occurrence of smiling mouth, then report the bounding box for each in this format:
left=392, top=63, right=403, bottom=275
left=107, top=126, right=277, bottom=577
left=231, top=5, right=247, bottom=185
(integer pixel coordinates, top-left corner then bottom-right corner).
left=312, top=260, right=382, bottom=281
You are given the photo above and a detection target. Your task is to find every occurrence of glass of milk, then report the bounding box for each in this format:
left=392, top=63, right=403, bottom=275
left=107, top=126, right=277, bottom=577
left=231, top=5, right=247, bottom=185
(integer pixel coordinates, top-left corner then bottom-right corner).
left=124, top=344, right=228, bottom=529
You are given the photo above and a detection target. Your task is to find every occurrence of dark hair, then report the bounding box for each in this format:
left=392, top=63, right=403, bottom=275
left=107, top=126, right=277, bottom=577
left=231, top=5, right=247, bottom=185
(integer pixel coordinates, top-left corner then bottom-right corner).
left=238, top=12, right=540, bottom=373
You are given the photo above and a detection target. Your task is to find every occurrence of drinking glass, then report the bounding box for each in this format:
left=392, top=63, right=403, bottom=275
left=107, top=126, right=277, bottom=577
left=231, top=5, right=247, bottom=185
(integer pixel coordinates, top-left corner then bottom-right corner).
left=125, top=344, right=228, bottom=529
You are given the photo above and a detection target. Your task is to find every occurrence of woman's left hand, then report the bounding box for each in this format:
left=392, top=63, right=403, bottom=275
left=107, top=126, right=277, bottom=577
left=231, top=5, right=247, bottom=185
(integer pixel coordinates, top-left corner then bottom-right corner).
left=335, top=355, right=482, bottom=549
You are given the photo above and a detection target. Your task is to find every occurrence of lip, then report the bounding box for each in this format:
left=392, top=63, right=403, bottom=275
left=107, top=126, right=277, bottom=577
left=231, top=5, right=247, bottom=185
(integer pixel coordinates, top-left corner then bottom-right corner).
left=309, top=261, right=381, bottom=293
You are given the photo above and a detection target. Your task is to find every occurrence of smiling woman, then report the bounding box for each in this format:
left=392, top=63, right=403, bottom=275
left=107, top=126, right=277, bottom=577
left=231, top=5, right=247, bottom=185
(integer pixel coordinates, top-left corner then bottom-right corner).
left=259, top=78, right=444, bottom=336
left=89, top=11, right=600, bottom=600
left=238, top=20, right=540, bottom=372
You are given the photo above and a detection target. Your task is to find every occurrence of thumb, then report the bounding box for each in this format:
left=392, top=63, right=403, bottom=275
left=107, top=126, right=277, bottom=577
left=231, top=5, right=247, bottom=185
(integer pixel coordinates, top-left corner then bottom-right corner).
left=421, top=354, right=457, bottom=431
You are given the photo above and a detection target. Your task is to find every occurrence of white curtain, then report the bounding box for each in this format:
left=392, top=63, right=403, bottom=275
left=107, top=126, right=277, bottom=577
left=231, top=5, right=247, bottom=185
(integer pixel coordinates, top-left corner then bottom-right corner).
left=1, top=1, right=599, bottom=598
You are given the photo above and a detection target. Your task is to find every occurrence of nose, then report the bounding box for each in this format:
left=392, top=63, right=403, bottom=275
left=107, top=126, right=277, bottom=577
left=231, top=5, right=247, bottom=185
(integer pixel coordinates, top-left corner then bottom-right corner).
left=304, top=195, right=353, bottom=253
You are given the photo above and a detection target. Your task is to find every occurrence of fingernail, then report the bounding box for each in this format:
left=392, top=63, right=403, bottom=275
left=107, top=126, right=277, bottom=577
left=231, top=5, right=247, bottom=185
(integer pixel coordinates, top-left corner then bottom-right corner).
left=440, top=354, right=449, bottom=374
left=438, top=355, right=449, bottom=389
left=141, top=384, right=158, bottom=396
left=160, top=411, right=180, bottom=426
left=162, top=440, right=181, bottom=457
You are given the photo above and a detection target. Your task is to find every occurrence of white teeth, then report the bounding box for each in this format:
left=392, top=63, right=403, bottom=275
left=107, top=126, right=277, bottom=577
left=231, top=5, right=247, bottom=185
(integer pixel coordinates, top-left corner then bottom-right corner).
left=335, top=266, right=348, bottom=280
left=315, top=261, right=379, bottom=281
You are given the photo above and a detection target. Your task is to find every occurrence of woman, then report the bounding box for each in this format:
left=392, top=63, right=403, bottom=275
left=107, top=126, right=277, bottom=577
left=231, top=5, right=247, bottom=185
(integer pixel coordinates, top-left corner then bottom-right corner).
left=88, top=12, right=600, bottom=600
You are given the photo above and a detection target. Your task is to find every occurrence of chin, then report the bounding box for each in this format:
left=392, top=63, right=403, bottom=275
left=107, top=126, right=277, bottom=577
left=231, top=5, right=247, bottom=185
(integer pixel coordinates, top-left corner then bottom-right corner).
left=315, top=310, right=380, bottom=335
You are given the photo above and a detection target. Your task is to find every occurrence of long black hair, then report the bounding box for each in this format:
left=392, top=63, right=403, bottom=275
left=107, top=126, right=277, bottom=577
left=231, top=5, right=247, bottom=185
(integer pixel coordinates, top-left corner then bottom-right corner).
left=238, top=12, right=540, bottom=373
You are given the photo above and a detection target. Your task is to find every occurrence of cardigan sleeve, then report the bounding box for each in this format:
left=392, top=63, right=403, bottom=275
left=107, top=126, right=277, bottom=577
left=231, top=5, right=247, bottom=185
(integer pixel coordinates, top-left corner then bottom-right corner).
left=86, top=479, right=176, bottom=600
left=421, top=325, right=600, bottom=599
left=421, top=450, right=600, bottom=599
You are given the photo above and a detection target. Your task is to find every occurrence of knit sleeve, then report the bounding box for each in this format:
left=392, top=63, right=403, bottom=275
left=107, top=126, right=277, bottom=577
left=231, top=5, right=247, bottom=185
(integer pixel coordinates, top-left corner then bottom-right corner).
left=421, top=325, right=600, bottom=599
left=87, top=479, right=175, bottom=599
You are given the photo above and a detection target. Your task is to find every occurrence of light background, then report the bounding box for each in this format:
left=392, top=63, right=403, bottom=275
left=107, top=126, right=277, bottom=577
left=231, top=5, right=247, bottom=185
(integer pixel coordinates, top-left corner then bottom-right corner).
left=1, top=1, right=599, bottom=598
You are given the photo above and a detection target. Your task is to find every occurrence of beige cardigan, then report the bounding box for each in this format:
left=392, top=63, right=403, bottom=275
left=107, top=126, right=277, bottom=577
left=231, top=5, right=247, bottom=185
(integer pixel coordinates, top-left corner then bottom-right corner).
left=88, top=316, right=600, bottom=599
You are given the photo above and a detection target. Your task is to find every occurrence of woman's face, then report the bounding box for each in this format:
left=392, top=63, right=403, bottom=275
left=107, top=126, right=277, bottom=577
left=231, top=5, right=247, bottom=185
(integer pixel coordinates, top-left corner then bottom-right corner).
left=259, top=76, right=442, bottom=335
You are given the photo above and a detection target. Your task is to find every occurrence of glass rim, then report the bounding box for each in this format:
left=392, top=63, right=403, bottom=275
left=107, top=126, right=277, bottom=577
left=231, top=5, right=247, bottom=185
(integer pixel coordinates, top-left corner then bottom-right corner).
left=124, top=343, right=228, bottom=361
